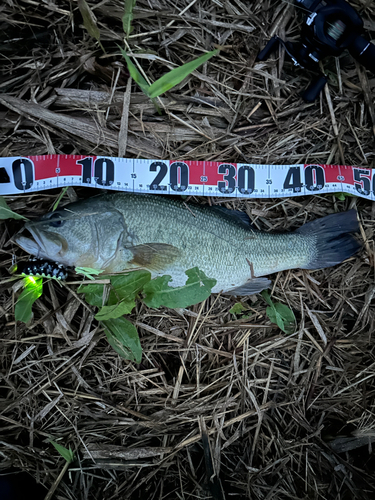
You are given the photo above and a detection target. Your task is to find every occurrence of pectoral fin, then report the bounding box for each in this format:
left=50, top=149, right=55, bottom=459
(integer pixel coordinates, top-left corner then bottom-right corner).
left=129, top=243, right=181, bottom=272
left=225, top=277, right=271, bottom=296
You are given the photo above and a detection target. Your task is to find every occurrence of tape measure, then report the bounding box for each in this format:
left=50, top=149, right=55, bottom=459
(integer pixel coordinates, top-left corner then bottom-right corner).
left=0, top=155, right=373, bottom=200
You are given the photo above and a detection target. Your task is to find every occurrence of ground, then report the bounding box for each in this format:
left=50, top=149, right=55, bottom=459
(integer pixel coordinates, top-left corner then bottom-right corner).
left=1, top=1, right=375, bottom=499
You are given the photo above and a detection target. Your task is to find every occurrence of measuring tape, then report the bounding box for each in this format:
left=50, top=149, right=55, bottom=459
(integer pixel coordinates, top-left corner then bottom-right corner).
left=0, top=155, right=373, bottom=200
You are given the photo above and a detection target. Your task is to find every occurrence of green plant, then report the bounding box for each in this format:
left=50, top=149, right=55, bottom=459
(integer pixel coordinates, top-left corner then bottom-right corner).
left=50, top=440, right=75, bottom=463
left=333, top=192, right=355, bottom=201
left=261, top=290, right=296, bottom=334
left=14, top=265, right=217, bottom=363
left=76, top=267, right=216, bottom=362
left=78, top=0, right=219, bottom=103
left=229, top=302, right=252, bottom=319
left=14, top=276, right=43, bottom=323
left=0, top=196, right=28, bottom=220
left=120, top=47, right=219, bottom=100
left=123, top=0, right=137, bottom=38
left=77, top=0, right=104, bottom=52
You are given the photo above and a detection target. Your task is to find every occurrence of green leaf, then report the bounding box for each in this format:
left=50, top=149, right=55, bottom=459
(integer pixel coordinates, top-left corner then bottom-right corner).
left=50, top=440, right=75, bottom=463
left=103, top=317, right=142, bottom=362
left=334, top=192, right=346, bottom=201
left=229, top=302, right=252, bottom=320
left=229, top=302, right=248, bottom=315
left=119, top=47, right=150, bottom=95
left=333, top=192, right=356, bottom=201
left=266, top=305, right=285, bottom=331
left=326, top=69, right=338, bottom=86
left=147, top=49, right=219, bottom=98
left=95, top=300, right=135, bottom=320
left=142, top=267, right=216, bottom=309
left=77, top=282, right=105, bottom=307
left=75, top=267, right=105, bottom=280
left=261, top=290, right=273, bottom=308
left=262, top=291, right=296, bottom=334
left=122, top=0, right=137, bottom=38
left=274, top=302, right=296, bottom=324
left=108, top=270, right=151, bottom=304
left=77, top=0, right=101, bottom=42
left=0, top=196, right=28, bottom=220
left=15, top=277, right=43, bottom=323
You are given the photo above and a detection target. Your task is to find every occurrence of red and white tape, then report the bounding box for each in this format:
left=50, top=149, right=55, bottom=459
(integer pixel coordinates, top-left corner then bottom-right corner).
left=0, top=155, right=373, bottom=199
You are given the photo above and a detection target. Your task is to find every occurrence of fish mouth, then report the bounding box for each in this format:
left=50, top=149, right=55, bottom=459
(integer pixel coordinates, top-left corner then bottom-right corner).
left=14, top=225, right=65, bottom=260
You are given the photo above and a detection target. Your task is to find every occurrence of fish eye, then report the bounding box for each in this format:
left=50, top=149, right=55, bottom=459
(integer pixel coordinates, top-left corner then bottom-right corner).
left=48, top=212, right=65, bottom=228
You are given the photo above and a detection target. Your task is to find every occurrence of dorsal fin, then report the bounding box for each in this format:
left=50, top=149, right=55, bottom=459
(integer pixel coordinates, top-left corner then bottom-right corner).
left=208, top=205, right=255, bottom=230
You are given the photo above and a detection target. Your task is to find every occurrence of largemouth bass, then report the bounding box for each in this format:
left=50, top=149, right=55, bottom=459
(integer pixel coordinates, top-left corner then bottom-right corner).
left=15, top=193, right=360, bottom=295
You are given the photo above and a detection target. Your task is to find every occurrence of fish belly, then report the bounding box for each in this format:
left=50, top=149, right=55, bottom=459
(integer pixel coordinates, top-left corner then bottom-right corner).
left=110, top=194, right=313, bottom=293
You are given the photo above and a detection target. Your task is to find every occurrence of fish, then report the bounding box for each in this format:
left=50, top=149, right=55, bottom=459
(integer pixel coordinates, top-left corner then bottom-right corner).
left=14, top=193, right=361, bottom=295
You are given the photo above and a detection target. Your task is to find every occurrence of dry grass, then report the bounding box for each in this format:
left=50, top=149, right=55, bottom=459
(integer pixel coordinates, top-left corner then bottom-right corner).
left=1, top=0, right=375, bottom=499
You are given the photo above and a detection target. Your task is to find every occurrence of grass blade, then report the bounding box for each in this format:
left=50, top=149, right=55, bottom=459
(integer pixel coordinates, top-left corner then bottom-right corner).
left=50, top=440, right=75, bottom=463
left=52, top=187, right=69, bottom=211
left=0, top=196, right=28, bottom=220
left=147, top=49, right=219, bottom=98
left=123, top=0, right=137, bottom=38
left=77, top=0, right=101, bottom=42
left=119, top=47, right=150, bottom=95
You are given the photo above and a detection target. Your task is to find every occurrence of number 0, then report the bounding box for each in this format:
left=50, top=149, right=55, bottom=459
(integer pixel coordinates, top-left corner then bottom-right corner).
left=12, top=158, right=34, bottom=190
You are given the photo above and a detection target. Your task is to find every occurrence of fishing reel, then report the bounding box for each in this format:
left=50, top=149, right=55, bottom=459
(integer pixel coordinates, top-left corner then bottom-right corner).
left=256, top=0, right=375, bottom=101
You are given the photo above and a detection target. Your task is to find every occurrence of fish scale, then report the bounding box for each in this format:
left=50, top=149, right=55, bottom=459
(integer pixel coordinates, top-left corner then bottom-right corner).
left=15, top=193, right=361, bottom=295
left=109, top=194, right=311, bottom=289
left=110, top=194, right=245, bottom=291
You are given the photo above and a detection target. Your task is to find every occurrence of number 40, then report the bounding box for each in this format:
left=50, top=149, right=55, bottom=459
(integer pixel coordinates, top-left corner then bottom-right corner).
left=283, top=165, right=325, bottom=193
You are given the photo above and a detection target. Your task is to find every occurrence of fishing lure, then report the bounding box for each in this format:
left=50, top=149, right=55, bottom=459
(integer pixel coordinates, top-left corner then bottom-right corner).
left=16, top=258, right=69, bottom=280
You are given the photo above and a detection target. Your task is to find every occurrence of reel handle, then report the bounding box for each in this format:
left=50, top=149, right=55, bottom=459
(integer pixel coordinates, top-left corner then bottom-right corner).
left=301, top=74, right=328, bottom=102
left=256, top=36, right=280, bottom=61
left=349, top=36, right=375, bottom=74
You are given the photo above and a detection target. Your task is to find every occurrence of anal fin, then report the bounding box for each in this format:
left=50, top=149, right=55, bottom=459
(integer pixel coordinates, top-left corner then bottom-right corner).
left=224, top=277, right=271, bottom=296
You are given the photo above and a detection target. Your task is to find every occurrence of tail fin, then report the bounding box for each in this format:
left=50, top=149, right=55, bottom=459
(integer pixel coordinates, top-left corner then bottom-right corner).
left=296, top=210, right=361, bottom=270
